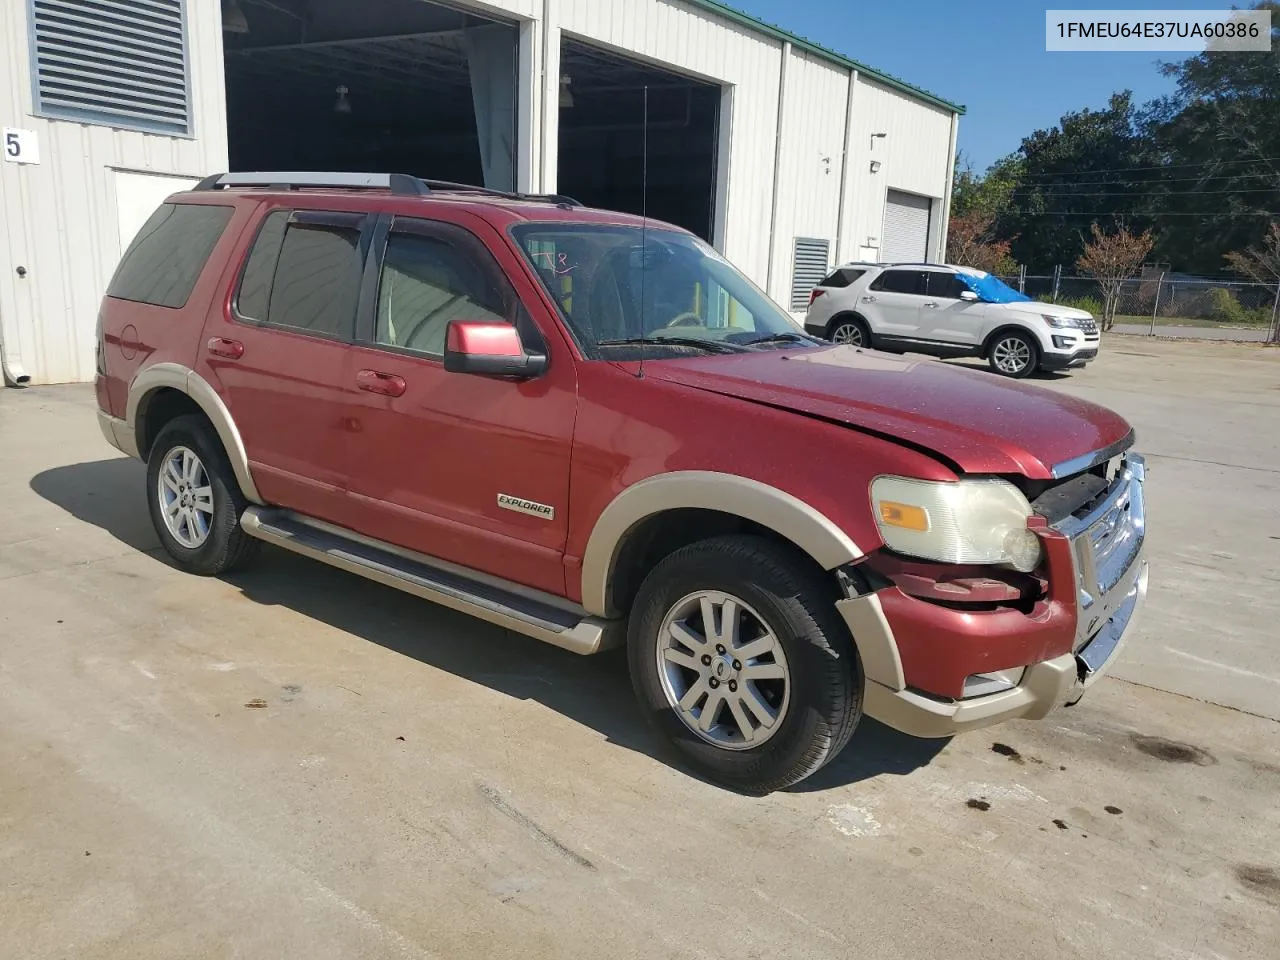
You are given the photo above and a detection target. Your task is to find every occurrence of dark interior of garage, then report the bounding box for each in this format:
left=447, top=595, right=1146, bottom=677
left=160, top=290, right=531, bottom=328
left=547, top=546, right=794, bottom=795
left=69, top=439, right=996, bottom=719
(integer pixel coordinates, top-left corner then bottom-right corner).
left=222, top=0, right=518, bottom=189
left=221, top=2, right=721, bottom=240
left=558, top=41, right=721, bottom=242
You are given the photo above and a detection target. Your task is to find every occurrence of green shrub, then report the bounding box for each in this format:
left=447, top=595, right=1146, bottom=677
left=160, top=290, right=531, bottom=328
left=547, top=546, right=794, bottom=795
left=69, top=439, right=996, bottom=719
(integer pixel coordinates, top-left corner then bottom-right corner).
left=1053, top=295, right=1103, bottom=317
left=1207, top=287, right=1247, bottom=324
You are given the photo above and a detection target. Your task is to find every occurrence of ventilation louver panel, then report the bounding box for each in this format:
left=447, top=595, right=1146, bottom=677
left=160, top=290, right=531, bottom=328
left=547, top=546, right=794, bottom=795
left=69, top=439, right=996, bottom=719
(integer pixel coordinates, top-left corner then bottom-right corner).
left=30, top=0, right=190, bottom=135
left=790, top=237, right=830, bottom=310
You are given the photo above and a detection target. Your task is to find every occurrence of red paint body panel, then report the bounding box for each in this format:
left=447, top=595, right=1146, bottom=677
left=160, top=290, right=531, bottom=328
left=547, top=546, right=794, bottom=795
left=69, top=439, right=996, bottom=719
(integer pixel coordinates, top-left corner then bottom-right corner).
left=646, top=347, right=1132, bottom=479
left=95, top=185, right=1142, bottom=701
left=876, top=529, right=1079, bottom=698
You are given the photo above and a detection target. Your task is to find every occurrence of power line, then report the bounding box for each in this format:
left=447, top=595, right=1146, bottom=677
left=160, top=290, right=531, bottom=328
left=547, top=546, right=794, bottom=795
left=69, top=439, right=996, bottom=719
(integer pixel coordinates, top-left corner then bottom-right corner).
left=1016, top=210, right=1279, bottom=217
left=1012, top=156, right=1280, bottom=180
left=1009, top=187, right=1280, bottom=197
left=1006, top=171, right=1280, bottom=187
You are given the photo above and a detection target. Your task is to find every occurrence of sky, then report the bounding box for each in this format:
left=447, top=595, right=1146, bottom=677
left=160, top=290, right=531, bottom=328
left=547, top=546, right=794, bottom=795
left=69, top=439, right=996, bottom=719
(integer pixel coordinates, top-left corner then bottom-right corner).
left=732, top=0, right=1211, bottom=172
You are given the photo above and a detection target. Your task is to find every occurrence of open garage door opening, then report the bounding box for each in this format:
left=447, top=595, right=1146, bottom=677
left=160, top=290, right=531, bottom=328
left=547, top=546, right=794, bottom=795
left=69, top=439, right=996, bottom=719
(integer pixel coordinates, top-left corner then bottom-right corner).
left=559, top=40, right=721, bottom=243
left=222, top=0, right=518, bottom=190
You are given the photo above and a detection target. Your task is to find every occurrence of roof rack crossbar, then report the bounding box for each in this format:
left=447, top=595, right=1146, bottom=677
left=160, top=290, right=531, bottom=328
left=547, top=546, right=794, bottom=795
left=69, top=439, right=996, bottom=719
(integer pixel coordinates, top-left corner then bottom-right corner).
left=192, top=172, right=582, bottom=206
left=193, top=172, right=430, bottom=196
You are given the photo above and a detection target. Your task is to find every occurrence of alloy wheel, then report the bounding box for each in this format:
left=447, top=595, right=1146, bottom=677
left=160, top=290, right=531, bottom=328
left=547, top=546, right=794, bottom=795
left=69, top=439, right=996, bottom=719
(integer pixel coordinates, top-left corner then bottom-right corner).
left=655, top=590, right=791, bottom=750
left=992, top=336, right=1032, bottom=375
left=158, top=445, right=214, bottom=548
left=831, top=322, right=864, bottom=346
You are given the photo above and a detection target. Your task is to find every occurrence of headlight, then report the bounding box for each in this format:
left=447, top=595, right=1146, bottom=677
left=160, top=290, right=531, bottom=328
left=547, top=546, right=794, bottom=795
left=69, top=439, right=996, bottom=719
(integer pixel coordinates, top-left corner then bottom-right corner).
left=1043, top=314, right=1082, bottom=329
left=870, top=477, right=1043, bottom=572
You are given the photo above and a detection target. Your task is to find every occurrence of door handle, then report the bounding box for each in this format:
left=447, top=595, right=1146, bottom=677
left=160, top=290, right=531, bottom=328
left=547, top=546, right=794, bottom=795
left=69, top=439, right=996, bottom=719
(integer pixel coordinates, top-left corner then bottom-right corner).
left=207, top=337, right=244, bottom=360
left=356, top=369, right=407, bottom=398
left=861, top=296, right=877, bottom=303
left=923, top=302, right=938, bottom=308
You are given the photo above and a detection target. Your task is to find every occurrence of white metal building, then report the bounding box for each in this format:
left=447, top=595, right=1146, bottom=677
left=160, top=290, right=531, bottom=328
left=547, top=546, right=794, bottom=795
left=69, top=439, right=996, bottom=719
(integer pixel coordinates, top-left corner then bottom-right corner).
left=0, top=0, right=962, bottom=386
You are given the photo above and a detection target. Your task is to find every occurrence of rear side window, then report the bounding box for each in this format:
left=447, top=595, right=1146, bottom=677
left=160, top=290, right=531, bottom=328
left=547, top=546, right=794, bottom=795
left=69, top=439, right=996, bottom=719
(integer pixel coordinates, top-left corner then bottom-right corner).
left=820, top=268, right=866, bottom=289
left=107, top=203, right=234, bottom=308
left=869, top=269, right=926, bottom=295
left=235, top=211, right=364, bottom=340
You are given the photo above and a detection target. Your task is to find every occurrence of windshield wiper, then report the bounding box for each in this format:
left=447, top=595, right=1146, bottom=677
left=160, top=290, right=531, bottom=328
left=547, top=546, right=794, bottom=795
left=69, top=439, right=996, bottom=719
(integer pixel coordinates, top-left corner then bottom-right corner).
left=597, top=336, right=746, bottom=354
left=742, top=332, right=818, bottom=347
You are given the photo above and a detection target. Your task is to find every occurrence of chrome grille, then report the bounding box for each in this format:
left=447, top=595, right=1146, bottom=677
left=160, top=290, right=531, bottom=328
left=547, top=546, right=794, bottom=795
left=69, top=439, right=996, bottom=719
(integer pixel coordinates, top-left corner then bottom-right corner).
left=1055, top=454, right=1147, bottom=653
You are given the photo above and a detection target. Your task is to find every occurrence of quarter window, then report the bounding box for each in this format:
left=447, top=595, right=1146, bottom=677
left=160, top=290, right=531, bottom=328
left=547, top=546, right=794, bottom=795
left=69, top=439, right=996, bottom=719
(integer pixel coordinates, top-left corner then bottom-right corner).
left=107, top=203, right=233, bottom=308
left=868, top=269, right=926, bottom=295
left=820, top=268, right=867, bottom=289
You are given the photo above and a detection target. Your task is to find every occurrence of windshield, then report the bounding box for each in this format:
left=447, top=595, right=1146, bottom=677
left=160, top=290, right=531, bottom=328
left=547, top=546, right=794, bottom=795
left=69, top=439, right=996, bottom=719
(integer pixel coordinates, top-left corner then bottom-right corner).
left=957, top=271, right=1034, bottom=304
left=512, top=224, right=807, bottom=357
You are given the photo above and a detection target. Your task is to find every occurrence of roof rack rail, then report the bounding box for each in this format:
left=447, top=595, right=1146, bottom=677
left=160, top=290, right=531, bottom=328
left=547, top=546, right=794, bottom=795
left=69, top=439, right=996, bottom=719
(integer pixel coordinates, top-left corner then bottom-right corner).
left=417, top=179, right=582, bottom=207
left=193, top=172, right=430, bottom=196
left=192, top=171, right=582, bottom=206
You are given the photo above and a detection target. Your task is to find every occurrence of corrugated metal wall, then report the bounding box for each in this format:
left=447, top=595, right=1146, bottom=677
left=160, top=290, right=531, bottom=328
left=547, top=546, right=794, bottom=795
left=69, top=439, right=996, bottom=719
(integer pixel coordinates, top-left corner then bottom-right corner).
left=1, top=0, right=955, bottom=385
left=0, top=0, right=228, bottom=385
left=770, top=48, right=848, bottom=305
left=841, top=78, right=955, bottom=265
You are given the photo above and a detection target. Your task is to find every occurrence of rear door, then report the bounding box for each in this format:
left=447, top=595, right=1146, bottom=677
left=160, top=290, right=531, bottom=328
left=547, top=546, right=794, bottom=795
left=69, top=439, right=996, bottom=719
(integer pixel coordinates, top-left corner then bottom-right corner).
left=339, top=212, right=578, bottom=595
left=863, top=268, right=927, bottom=338
left=918, top=270, right=988, bottom=346
left=199, top=207, right=370, bottom=521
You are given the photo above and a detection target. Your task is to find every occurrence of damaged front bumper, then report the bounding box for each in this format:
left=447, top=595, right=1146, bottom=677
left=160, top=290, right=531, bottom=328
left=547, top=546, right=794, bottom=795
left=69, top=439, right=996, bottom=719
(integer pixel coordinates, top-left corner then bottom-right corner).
left=842, top=454, right=1148, bottom=738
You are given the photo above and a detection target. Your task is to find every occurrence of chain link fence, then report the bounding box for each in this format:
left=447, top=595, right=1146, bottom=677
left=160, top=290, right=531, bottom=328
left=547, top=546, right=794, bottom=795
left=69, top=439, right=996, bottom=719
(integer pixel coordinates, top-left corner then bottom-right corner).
left=994, top=271, right=1280, bottom=343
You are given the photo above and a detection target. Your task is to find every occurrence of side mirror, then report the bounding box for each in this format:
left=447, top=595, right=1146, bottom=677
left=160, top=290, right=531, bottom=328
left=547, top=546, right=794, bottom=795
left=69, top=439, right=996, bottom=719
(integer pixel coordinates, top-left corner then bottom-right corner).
left=443, top=321, right=548, bottom=379
left=959, top=290, right=980, bottom=302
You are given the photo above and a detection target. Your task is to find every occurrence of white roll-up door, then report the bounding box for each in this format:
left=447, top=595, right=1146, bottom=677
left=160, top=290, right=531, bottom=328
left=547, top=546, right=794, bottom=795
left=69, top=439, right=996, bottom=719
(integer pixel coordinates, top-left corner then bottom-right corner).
left=882, top=190, right=933, bottom=263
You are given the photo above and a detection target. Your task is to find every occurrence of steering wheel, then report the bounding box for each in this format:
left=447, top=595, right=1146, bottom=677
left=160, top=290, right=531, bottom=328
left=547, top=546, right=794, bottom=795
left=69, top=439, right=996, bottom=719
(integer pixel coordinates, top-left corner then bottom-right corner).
left=665, top=312, right=704, bottom=329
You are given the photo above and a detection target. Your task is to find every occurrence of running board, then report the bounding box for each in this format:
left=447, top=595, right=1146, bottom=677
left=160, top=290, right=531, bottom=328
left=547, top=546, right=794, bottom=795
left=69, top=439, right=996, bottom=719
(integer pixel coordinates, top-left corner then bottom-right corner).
left=240, top=507, right=615, bottom=655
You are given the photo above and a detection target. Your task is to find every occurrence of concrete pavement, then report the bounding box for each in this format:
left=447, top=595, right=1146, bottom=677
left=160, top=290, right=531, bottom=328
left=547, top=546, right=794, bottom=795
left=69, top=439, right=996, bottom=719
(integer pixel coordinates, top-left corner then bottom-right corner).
left=1, top=351, right=1278, bottom=959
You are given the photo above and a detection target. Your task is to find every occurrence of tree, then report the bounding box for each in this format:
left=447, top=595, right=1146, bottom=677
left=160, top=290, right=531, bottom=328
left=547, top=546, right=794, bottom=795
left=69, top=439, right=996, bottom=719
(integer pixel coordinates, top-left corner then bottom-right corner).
left=1224, top=221, right=1280, bottom=342
left=1076, top=223, right=1155, bottom=330
left=946, top=212, right=1017, bottom=275
left=1143, top=3, right=1280, bottom=273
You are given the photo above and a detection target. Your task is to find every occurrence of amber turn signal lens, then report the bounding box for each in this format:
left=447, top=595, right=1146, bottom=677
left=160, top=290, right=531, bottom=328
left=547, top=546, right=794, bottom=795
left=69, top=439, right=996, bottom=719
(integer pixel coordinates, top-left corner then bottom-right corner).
left=878, top=501, right=930, bottom=532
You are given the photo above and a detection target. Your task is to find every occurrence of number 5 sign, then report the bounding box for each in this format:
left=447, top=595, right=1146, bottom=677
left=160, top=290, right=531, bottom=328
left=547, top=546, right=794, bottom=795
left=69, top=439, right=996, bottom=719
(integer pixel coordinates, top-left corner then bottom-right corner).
left=3, top=128, right=40, bottom=165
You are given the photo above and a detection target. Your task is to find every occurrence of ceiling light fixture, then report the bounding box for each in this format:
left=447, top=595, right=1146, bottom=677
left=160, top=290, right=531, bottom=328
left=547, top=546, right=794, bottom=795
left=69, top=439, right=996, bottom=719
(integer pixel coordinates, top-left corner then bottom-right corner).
left=334, top=85, right=352, bottom=115
left=222, top=0, right=250, bottom=34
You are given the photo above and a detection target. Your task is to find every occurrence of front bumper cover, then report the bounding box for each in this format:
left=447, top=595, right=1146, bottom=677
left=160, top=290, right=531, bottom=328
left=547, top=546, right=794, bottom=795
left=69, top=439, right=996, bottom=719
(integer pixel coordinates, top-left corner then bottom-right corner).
left=844, top=453, right=1148, bottom=738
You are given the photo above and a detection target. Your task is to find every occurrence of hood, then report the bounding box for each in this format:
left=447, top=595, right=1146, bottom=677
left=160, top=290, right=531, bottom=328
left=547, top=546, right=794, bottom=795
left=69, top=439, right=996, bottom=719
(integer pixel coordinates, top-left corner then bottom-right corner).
left=648, top=346, right=1132, bottom=479
left=1014, top=304, right=1094, bottom=321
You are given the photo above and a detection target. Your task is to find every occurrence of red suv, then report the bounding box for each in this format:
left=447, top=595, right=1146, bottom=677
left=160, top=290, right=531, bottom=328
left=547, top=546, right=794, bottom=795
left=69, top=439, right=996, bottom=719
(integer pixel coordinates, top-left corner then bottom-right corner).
left=95, top=172, right=1148, bottom=792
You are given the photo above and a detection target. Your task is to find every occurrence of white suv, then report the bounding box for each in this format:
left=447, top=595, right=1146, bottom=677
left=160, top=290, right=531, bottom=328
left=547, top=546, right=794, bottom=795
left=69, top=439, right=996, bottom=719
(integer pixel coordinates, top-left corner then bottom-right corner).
left=803, top=263, right=1101, bottom=378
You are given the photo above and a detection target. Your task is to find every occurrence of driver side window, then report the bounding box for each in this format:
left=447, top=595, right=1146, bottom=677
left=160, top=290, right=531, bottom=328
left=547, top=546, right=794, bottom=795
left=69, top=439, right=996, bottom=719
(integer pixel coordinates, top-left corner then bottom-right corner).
left=926, top=271, right=971, bottom=300
left=375, top=227, right=510, bottom=357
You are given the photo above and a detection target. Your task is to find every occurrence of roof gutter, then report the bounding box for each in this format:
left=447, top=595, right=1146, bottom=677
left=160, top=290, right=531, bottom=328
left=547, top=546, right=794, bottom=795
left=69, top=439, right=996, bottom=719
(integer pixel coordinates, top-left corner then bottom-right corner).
left=683, top=0, right=965, bottom=115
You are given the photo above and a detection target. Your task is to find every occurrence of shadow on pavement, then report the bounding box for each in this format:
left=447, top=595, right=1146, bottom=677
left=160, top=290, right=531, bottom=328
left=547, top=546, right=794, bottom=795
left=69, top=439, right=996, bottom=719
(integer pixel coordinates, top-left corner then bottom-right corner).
left=31, top=457, right=949, bottom=792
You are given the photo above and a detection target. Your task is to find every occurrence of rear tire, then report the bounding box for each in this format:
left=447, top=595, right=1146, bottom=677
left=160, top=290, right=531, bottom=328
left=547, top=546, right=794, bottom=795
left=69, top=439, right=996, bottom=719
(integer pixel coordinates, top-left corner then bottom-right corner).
left=627, top=535, right=863, bottom=793
left=828, top=315, right=870, bottom=347
left=146, top=415, right=259, bottom=576
left=988, top=329, right=1039, bottom=378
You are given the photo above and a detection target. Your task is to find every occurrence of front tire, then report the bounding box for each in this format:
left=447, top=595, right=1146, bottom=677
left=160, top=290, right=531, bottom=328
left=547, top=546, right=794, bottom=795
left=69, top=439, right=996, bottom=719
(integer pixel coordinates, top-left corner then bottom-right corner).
left=988, top=330, right=1039, bottom=378
left=146, top=415, right=259, bottom=576
left=627, top=535, right=862, bottom=793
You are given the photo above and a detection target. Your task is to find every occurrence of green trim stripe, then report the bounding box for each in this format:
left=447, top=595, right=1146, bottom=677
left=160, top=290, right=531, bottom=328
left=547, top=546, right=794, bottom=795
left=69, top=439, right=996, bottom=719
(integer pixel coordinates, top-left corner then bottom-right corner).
left=684, top=0, right=966, bottom=115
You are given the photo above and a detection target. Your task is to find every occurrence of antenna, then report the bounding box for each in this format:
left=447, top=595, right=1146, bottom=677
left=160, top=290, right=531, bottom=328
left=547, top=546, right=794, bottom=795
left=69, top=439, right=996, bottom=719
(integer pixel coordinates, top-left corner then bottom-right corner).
left=638, top=84, right=649, bottom=381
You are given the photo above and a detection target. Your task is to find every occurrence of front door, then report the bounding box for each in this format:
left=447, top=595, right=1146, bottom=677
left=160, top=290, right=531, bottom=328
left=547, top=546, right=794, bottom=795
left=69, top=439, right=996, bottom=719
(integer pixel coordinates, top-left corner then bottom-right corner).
left=201, top=207, right=370, bottom=521
left=917, top=270, right=989, bottom=346
left=862, top=268, right=927, bottom=339
left=341, top=213, right=577, bottom=596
